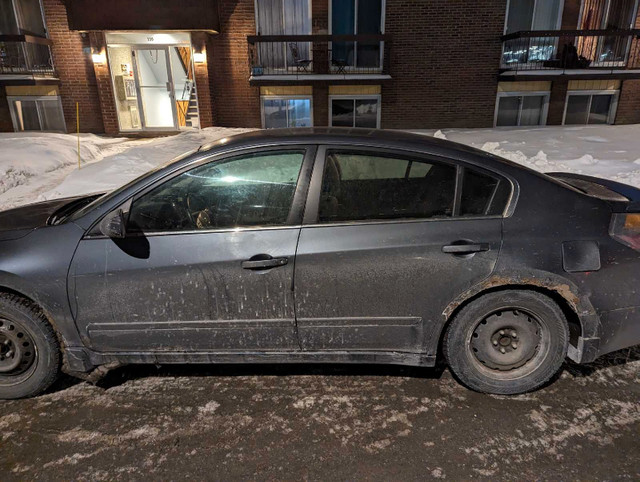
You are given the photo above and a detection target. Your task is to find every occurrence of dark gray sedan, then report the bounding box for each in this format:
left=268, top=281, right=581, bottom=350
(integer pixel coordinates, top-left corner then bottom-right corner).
left=1, top=128, right=639, bottom=398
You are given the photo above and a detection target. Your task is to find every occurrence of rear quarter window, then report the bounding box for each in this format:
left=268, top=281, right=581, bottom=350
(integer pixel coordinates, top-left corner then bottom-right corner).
left=460, top=167, right=511, bottom=217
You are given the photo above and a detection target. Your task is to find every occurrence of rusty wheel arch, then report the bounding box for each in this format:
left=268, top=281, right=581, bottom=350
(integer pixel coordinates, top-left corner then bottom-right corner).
left=436, top=272, right=601, bottom=363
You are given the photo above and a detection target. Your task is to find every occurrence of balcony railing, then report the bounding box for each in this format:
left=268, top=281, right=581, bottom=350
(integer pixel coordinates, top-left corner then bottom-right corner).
left=247, top=34, right=391, bottom=78
left=501, top=29, right=640, bottom=73
left=0, top=35, right=56, bottom=77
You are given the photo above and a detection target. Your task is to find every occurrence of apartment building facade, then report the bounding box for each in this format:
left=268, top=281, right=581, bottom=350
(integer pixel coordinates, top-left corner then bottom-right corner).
left=1, top=0, right=639, bottom=135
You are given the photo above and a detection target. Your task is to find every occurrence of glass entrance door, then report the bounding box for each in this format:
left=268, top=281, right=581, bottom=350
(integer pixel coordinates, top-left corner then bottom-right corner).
left=133, top=47, right=177, bottom=129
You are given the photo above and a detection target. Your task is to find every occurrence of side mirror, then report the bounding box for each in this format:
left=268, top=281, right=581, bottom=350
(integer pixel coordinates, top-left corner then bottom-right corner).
left=99, top=209, right=126, bottom=238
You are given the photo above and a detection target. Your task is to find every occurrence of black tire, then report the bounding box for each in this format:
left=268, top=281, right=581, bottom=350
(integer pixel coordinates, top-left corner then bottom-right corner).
left=0, top=294, right=60, bottom=399
left=443, top=290, right=569, bottom=395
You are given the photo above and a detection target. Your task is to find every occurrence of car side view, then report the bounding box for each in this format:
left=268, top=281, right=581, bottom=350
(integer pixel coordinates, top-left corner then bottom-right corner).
left=0, top=128, right=639, bottom=399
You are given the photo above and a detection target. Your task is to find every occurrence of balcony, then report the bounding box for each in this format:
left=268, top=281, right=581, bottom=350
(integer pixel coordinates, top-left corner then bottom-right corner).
left=247, top=34, right=391, bottom=81
left=0, top=35, right=56, bottom=80
left=500, top=29, right=640, bottom=78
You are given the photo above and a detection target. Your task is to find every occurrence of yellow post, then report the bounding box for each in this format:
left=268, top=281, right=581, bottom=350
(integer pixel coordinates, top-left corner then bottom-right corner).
left=76, top=102, right=80, bottom=170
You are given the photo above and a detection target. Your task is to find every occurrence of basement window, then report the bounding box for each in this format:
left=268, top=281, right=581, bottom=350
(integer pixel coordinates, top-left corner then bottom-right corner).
left=261, top=96, right=312, bottom=128
left=329, top=95, right=380, bottom=128
left=495, top=92, right=549, bottom=126
left=563, top=91, right=619, bottom=125
left=7, top=95, right=66, bottom=132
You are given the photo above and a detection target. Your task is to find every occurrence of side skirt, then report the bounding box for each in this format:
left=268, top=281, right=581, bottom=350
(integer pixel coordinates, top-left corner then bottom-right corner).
left=64, top=347, right=436, bottom=374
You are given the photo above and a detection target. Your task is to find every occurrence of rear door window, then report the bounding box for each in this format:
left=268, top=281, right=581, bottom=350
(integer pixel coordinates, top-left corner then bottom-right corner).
left=316, top=150, right=511, bottom=223
left=318, top=151, right=457, bottom=222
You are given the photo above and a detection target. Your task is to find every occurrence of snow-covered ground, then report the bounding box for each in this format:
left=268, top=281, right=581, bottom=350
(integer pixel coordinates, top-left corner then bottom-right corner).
left=1, top=124, right=639, bottom=211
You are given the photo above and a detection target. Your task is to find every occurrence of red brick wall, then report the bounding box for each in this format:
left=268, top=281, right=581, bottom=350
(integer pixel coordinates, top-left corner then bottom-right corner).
left=87, top=32, right=118, bottom=135
left=615, top=80, right=640, bottom=124
left=42, top=0, right=104, bottom=133
left=209, top=0, right=261, bottom=127
left=192, top=32, right=214, bottom=128
left=547, top=79, right=569, bottom=125
left=0, top=89, right=14, bottom=131
left=382, top=0, right=506, bottom=129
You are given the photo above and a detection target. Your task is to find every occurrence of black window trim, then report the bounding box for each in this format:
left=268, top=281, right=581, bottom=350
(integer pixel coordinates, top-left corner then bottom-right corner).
left=85, top=144, right=317, bottom=238
left=302, top=144, right=516, bottom=227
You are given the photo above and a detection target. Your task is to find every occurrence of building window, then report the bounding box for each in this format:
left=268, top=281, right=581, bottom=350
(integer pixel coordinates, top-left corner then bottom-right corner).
left=578, top=0, right=639, bottom=64
left=255, top=0, right=311, bottom=70
left=0, top=0, right=46, bottom=36
left=502, top=0, right=563, bottom=65
left=563, top=91, right=619, bottom=125
left=330, top=0, right=385, bottom=69
left=261, top=96, right=312, bottom=128
left=329, top=95, right=380, bottom=128
left=495, top=92, right=549, bottom=126
left=8, top=95, right=65, bottom=132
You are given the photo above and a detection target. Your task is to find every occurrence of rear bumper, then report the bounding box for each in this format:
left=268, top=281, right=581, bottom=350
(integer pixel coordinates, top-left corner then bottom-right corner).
left=595, top=306, right=640, bottom=358
left=567, top=306, right=640, bottom=364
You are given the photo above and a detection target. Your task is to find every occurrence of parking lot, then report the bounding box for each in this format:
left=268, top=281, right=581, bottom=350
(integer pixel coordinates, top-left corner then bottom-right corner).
left=0, top=346, right=638, bottom=480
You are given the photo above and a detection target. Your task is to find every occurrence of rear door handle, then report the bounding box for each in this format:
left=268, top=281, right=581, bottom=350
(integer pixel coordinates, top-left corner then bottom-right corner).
left=442, top=243, right=490, bottom=254
left=242, top=255, right=288, bottom=270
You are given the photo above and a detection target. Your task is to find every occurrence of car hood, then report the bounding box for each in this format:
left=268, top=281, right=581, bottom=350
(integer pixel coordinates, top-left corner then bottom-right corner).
left=0, top=195, right=101, bottom=241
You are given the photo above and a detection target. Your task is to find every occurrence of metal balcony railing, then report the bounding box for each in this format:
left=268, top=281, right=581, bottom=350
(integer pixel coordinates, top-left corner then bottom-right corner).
left=501, top=29, right=640, bottom=73
left=0, top=35, right=56, bottom=77
left=247, top=34, right=392, bottom=77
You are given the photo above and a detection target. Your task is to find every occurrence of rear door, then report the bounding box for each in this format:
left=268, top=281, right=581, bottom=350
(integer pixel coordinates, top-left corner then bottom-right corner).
left=293, top=146, right=510, bottom=354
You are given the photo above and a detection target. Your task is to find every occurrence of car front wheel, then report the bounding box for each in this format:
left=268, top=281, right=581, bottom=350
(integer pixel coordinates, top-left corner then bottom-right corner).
left=0, top=294, right=60, bottom=399
left=444, top=290, right=569, bottom=395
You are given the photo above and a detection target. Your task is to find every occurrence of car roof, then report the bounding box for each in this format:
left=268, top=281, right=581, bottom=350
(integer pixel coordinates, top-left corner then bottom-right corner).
left=199, top=127, right=489, bottom=162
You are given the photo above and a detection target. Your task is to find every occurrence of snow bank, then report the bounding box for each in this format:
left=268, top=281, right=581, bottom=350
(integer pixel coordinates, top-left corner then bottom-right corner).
left=1, top=124, right=640, bottom=211
left=410, top=125, right=640, bottom=189
left=42, top=127, right=252, bottom=201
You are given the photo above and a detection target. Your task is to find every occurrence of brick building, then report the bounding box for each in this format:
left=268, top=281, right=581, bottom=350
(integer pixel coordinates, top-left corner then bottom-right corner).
left=1, top=0, right=640, bottom=135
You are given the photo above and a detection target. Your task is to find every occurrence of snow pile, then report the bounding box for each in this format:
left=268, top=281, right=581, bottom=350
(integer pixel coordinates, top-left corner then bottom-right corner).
left=0, top=127, right=252, bottom=210
left=42, top=127, right=252, bottom=202
left=1, top=124, right=640, bottom=211
left=412, top=125, right=640, bottom=189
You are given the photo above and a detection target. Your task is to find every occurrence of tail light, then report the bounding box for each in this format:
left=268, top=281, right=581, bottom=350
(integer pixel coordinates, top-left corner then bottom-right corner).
left=610, top=213, right=640, bottom=251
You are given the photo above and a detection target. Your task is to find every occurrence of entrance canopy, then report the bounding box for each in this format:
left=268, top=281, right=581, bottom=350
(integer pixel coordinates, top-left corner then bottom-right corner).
left=66, top=0, right=219, bottom=33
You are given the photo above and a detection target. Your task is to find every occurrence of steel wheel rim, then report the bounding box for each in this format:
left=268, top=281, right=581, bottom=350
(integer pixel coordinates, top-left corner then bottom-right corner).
left=0, top=318, right=37, bottom=377
left=468, top=308, right=550, bottom=380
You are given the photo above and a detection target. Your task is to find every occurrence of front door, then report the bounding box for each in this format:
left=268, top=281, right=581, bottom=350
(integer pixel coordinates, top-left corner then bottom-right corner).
left=70, top=148, right=313, bottom=352
left=133, top=47, right=177, bottom=130
left=294, top=147, right=509, bottom=353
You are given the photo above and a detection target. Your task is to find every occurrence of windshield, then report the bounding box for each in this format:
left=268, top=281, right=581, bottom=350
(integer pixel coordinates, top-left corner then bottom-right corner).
left=71, top=148, right=199, bottom=221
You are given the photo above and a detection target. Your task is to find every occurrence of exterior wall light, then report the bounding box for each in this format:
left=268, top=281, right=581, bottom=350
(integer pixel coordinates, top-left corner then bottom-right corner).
left=193, top=51, right=206, bottom=64
left=91, top=50, right=106, bottom=64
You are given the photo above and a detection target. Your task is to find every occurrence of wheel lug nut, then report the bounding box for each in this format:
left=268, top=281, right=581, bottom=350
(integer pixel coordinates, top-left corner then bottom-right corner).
left=493, top=340, right=498, bottom=346
left=500, top=348, right=506, bottom=354
left=512, top=343, right=517, bottom=349
left=511, top=331, right=517, bottom=337
left=499, top=330, right=505, bottom=335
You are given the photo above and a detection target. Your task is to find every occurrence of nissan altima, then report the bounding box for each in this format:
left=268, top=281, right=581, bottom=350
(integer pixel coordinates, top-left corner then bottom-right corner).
left=0, top=128, right=639, bottom=398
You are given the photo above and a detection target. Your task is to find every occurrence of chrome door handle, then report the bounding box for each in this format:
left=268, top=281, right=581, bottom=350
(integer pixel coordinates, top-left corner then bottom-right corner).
left=442, top=243, right=490, bottom=254
left=241, top=256, right=288, bottom=270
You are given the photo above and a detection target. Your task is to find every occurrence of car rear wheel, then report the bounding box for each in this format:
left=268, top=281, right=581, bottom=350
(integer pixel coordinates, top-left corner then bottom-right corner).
left=0, top=294, right=60, bottom=399
left=443, top=290, right=569, bottom=395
